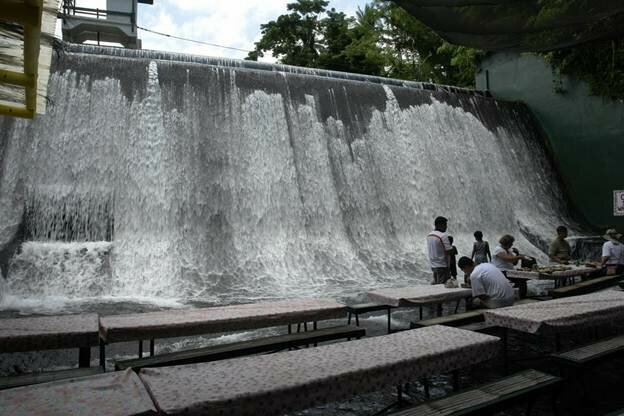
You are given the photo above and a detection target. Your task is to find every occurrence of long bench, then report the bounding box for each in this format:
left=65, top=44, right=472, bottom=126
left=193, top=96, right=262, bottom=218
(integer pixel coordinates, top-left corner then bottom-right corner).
left=0, top=367, right=104, bottom=391
left=0, top=314, right=100, bottom=368
left=551, top=274, right=623, bottom=298
left=137, top=326, right=500, bottom=415
left=0, top=369, right=157, bottom=416
left=411, top=298, right=540, bottom=329
left=389, top=369, right=560, bottom=416
left=552, top=334, right=624, bottom=368
left=99, top=298, right=346, bottom=365
left=115, top=325, right=365, bottom=371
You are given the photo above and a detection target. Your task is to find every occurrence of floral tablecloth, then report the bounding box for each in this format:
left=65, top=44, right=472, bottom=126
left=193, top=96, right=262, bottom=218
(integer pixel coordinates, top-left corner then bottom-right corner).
left=139, top=325, right=500, bottom=416
left=100, top=298, right=346, bottom=343
left=505, top=266, right=597, bottom=281
left=0, top=369, right=157, bottom=416
left=0, top=313, right=100, bottom=352
left=367, top=285, right=473, bottom=307
left=484, top=290, right=624, bottom=334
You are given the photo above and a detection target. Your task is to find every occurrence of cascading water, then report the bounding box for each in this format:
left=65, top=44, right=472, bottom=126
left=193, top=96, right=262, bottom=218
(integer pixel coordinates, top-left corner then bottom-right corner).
left=0, top=43, right=575, bottom=312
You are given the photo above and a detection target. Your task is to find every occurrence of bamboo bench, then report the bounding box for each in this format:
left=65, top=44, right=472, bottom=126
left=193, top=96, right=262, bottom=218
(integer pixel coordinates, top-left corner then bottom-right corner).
left=389, top=369, right=561, bottom=416
left=411, top=298, right=539, bottom=329
left=410, top=310, right=484, bottom=329
left=115, top=325, right=365, bottom=371
left=0, top=367, right=104, bottom=391
left=551, top=274, right=623, bottom=298
left=552, top=334, right=624, bottom=368
left=346, top=303, right=396, bottom=333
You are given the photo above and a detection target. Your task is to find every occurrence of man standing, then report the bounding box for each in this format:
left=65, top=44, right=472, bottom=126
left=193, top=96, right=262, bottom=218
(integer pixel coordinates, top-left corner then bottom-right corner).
left=601, top=228, right=624, bottom=275
left=426, top=216, right=453, bottom=284
left=549, top=225, right=572, bottom=264
left=457, top=257, right=515, bottom=309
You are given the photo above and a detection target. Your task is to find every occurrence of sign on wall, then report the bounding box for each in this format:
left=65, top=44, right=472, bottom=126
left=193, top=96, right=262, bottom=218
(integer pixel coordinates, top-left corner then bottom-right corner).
left=615, top=190, right=624, bottom=216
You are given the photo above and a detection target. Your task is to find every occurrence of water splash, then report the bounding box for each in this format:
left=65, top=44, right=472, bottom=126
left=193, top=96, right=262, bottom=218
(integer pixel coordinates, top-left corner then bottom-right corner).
left=0, top=44, right=575, bottom=309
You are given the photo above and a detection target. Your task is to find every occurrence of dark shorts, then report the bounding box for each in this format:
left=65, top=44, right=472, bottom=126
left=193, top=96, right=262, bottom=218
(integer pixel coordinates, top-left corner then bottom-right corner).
left=431, top=267, right=451, bottom=285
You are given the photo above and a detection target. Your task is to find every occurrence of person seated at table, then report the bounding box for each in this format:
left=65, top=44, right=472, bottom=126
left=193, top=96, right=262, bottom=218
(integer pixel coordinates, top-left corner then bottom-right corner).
left=458, top=256, right=515, bottom=309
left=549, top=225, right=572, bottom=264
left=491, top=234, right=526, bottom=271
left=601, top=228, right=624, bottom=275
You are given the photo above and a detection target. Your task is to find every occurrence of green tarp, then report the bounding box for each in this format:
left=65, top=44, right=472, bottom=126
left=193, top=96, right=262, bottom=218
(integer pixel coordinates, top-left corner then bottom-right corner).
left=393, top=0, right=624, bottom=51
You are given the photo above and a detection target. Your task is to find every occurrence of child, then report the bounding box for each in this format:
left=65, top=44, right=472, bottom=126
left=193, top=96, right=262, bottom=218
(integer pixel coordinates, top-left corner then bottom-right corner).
left=448, top=236, right=459, bottom=278
left=471, top=231, right=491, bottom=265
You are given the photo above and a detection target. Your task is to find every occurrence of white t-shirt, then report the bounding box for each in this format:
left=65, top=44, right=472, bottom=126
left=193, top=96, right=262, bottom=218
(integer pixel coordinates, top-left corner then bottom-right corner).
left=602, top=240, right=624, bottom=265
left=426, top=230, right=451, bottom=268
left=491, top=245, right=515, bottom=270
left=469, top=263, right=515, bottom=304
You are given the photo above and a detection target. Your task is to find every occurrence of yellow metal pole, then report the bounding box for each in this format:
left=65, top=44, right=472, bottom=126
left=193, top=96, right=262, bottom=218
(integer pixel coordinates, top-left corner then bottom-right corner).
left=22, top=0, right=43, bottom=116
left=0, top=104, right=34, bottom=119
left=0, top=69, right=35, bottom=87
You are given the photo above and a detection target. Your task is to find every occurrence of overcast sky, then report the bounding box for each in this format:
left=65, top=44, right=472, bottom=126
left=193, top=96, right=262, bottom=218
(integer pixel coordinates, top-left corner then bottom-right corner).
left=59, top=1, right=368, bottom=61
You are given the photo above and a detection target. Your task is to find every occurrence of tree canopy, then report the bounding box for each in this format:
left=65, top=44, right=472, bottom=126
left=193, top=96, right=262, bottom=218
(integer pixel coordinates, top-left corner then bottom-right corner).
left=246, top=0, right=479, bottom=87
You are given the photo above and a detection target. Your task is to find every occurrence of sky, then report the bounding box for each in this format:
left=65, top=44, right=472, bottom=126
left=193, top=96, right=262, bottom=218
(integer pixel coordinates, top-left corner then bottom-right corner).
left=58, top=1, right=368, bottom=61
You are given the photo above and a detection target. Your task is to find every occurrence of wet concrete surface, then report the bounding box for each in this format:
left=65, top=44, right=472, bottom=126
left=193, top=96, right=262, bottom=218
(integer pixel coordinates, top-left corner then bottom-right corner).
left=2, top=300, right=624, bottom=415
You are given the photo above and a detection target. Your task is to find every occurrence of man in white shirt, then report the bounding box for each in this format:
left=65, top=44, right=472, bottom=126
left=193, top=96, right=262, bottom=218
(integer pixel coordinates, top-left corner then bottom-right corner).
left=458, top=256, right=515, bottom=309
left=426, top=216, right=453, bottom=284
left=601, top=228, right=624, bottom=275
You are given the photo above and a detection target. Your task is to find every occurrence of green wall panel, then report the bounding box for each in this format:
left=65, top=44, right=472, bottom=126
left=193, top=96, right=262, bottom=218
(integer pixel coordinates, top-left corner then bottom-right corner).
left=476, top=52, right=624, bottom=230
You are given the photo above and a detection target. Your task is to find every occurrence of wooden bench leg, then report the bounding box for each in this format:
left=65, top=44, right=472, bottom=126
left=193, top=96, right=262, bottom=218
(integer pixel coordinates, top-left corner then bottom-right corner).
left=355, top=314, right=360, bottom=326
left=419, top=306, right=423, bottom=321
left=347, top=312, right=352, bottom=325
left=526, top=396, right=536, bottom=415
left=551, top=385, right=560, bottom=416
left=554, top=333, right=561, bottom=352
left=99, top=341, right=106, bottom=370
left=387, top=308, right=392, bottom=334
left=503, top=328, right=509, bottom=375
left=423, top=377, right=430, bottom=399
left=150, top=339, right=155, bottom=357
left=313, top=321, right=318, bottom=347
left=139, top=340, right=143, bottom=358
left=79, top=347, right=91, bottom=368
left=519, top=281, right=527, bottom=298
left=454, top=299, right=460, bottom=314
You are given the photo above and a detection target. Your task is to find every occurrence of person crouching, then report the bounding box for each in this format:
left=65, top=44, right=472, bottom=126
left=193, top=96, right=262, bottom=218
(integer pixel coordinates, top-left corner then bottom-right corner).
left=458, top=256, right=515, bottom=309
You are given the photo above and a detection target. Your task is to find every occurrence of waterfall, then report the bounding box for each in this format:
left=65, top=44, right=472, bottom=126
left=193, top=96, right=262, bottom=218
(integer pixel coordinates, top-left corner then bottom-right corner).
left=0, top=43, right=574, bottom=308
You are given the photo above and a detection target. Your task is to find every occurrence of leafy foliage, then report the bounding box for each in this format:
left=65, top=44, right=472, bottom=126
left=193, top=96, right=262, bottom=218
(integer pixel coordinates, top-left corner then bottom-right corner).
left=543, top=38, right=624, bottom=100
left=247, top=0, right=480, bottom=87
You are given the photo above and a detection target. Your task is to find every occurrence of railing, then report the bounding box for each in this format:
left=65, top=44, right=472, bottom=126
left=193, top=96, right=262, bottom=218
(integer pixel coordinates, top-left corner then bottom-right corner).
left=60, top=1, right=135, bottom=27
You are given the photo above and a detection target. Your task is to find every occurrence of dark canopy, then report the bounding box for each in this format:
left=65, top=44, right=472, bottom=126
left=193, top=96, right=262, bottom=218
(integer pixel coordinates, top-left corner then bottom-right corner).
left=392, top=0, right=624, bottom=52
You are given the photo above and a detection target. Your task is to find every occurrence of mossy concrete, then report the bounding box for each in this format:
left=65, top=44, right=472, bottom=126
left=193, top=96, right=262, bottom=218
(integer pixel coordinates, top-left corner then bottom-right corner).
left=476, top=52, right=624, bottom=230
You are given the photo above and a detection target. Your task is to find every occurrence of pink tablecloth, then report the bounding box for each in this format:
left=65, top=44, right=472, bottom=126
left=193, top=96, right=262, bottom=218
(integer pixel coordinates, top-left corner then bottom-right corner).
left=0, top=314, right=100, bottom=352
left=367, top=285, right=473, bottom=307
left=100, top=298, right=345, bottom=343
left=139, top=325, right=500, bottom=415
left=0, top=369, right=156, bottom=416
left=484, top=290, right=624, bottom=334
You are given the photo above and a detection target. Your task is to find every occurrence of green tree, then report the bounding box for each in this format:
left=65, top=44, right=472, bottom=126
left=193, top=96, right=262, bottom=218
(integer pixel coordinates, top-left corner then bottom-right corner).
left=247, top=0, right=479, bottom=87
left=247, top=0, right=329, bottom=67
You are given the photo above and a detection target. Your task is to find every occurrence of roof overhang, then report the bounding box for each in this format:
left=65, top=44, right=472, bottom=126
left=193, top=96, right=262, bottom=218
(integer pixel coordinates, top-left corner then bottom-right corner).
left=393, top=0, right=624, bottom=52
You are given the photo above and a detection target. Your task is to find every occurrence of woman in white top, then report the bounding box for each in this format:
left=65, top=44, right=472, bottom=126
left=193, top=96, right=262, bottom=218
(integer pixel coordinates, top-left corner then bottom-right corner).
left=601, top=228, right=624, bottom=275
left=491, top=234, right=525, bottom=271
